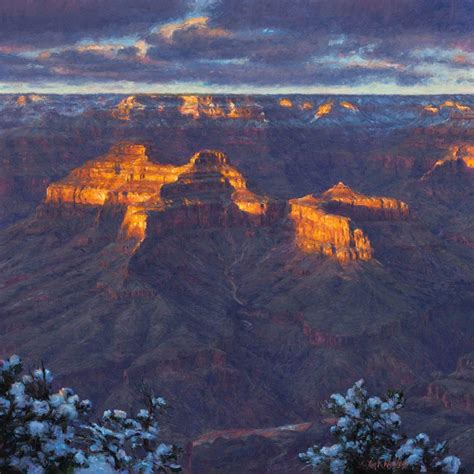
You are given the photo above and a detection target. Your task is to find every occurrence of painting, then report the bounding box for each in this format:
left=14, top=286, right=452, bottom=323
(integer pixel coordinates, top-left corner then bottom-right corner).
left=0, top=1, right=473, bottom=472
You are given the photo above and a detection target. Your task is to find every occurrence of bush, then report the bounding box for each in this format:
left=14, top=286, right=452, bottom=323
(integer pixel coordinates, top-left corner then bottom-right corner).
left=0, top=355, right=180, bottom=473
left=299, top=380, right=461, bottom=473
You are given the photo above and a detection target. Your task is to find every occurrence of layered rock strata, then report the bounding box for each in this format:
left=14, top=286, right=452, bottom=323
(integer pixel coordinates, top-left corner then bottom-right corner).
left=45, top=143, right=409, bottom=261
left=178, top=96, right=262, bottom=120
left=290, top=182, right=408, bottom=261
left=290, top=195, right=372, bottom=262
left=422, top=144, right=474, bottom=179
left=45, top=144, right=279, bottom=248
left=320, top=182, right=410, bottom=221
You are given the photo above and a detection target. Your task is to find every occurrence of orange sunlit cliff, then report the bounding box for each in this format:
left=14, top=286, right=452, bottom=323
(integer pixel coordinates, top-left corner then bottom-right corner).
left=320, top=182, right=410, bottom=220
left=423, top=144, right=474, bottom=178
left=44, top=143, right=408, bottom=261
left=339, top=101, right=359, bottom=112
left=315, top=101, right=333, bottom=119
left=289, top=182, right=408, bottom=261
left=290, top=194, right=373, bottom=262
left=111, top=96, right=145, bottom=120
left=179, top=96, right=261, bottom=120
left=279, top=98, right=293, bottom=108
left=422, top=101, right=472, bottom=115
left=445, top=144, right=474, bottom=168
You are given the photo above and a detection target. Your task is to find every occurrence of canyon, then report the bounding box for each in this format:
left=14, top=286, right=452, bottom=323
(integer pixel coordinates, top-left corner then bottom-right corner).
left=0, top=94, right=473, bottom=472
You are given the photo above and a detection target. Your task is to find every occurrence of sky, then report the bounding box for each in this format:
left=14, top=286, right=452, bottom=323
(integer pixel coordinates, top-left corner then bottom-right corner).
left=0, top=0, right=473, bottom=94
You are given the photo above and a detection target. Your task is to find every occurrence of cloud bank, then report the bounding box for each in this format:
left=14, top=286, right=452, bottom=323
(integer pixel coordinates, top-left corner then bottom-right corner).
left=0, top=0, right=472, bottom=93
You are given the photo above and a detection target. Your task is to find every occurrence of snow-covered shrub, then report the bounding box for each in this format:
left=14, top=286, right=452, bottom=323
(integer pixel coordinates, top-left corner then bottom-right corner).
left=83, top=386, right=181, bottom=473
left=0, top=355, right=180, bottom=473
left=299, top=379, right=461, bottom=473
left=0, top=355, right=91, bottom=473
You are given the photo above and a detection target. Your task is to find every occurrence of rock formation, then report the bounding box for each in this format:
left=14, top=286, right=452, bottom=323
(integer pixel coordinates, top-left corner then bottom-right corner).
left=44, top=143, right=409, bottom=262
left=422, top=144, right=474, bottom=179
left=179, top=95, right=201, bottom=119
left=151, top=150, right=280, bottom=235
left=319, top=182, right=410, bottom=221
left=15, top=94, right=46, bottom=106
left=289, top=182, right=408, bottom=261
left=339, top=101, right=359, bottom=112
left=290, top=194, right=372, bottom=262
left=178, top=96, right=261, bottom=120
left=44, top=145, right=280, bottom=248
left=315, top=101, right=333, bottom=119
left=226, top=99, right=259, bottom=119
left=45, top=143, right=187, bottom=208
left=446, top=144, right=474, bottom=168
left=313, top=100, right=361, bottom=119
left=422, top=101, right=472, bottom=116
left=440, top=100, right=472, bottom=113
left=111, top=96, right=145, bottom=120
left=422, top=104, right=439, bottom=114
left=279, top=98, right=293, bottom=108
left=197, top=96, right=226, bottom=119
left=44, top=143, right=187, bottom=246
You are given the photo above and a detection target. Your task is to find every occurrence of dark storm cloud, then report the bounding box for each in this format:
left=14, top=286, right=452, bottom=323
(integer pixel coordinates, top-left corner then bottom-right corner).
left=33, top=49, right=184, bottom=83
left=0, top=0, right=189, bottom=47
left=145, top=16, right=351, bottom=67
left=0, top=0, right=472, bottom=90
left=147, top=26, right=248, bottom=61
left=182, top=60, right=429, bottom=87
left=207, top=0, right=473, bottom=76
left=26, top=42, right=428, bottom=87
left=209, top=0, right=473, bottom=37
left=0, top=53, right=58, bottom=82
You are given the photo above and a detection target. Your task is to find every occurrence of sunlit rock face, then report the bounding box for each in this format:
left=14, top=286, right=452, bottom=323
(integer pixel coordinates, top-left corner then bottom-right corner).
left=155, top=150, right=280, bottom=233
left=279, top=98, right=293, bottom=108
left=423, top=144, right=474, bottom=178
left=118, top=205, right=149, bottom=246
left=320, top=182, right=410, bottom=221
left=199, top=97, right=226, bottom=118
left=45, top=143, right=186, bottom=208
left=179, top=95, right=201, bottom=119
left=422, top=104, right=440, bottom=114
left=421, top=100, right=472, bottom=117
left=290, top=182, right=409, bottom=261
left=440, top=100, right=472, bottom=113
left=15, top=95, right=28, bottom=106
left=44, top=142, right=406, bottom=261
left=226, top=99, right=260, bottom=119
left=179, top=95, right=226, bottom=119
left=314, top=101, right=334, bottom=119
left=290, top=195, right=372, bottom=262
left=15, top=94, right=46, bottom=106
left=314, top=100, right=361, bottom=119
left=44, top=144, right=280, bottom=249
left=447, top=144, right=474, bottom=168
left=179, top=95, right=263, bottom=120
left=44, top=143, right=188, bottom=245
left=111, top=96, right=145, bottom=120
left=339, top=101, right=359, bottom=112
